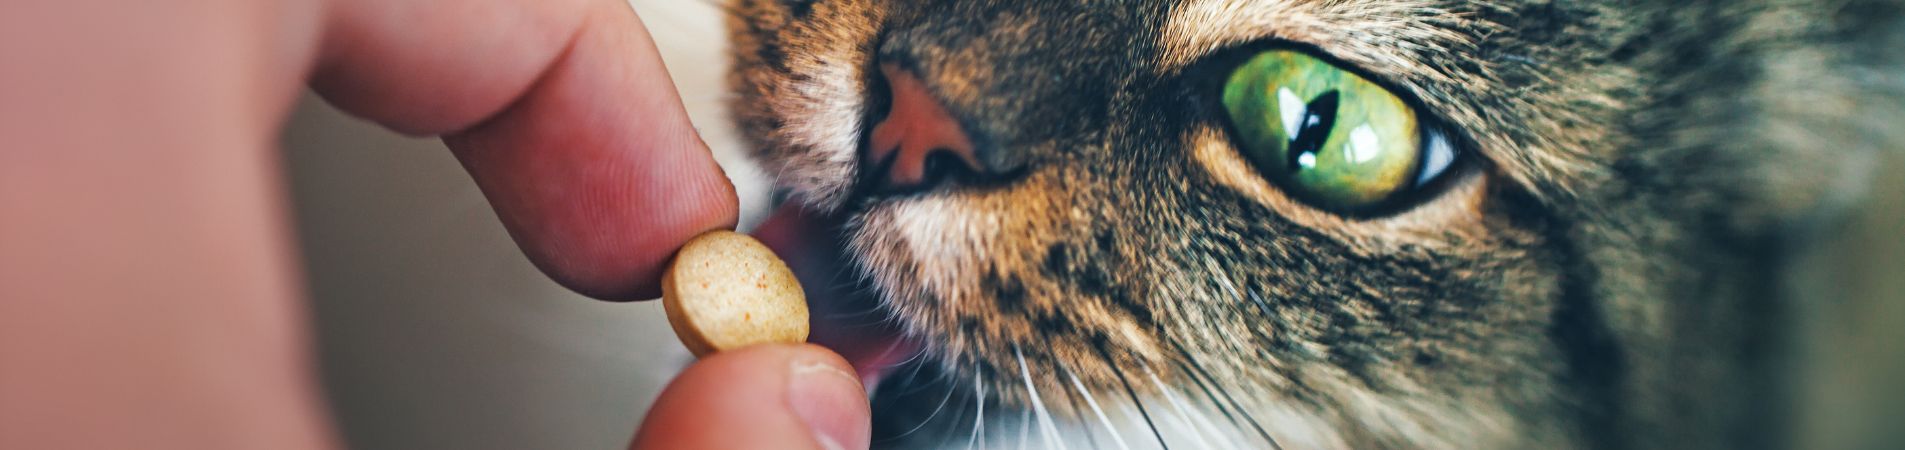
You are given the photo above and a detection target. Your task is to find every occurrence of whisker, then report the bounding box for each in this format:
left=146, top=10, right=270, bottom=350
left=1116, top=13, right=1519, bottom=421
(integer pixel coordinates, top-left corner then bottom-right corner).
left=885, top=340, right=932, bottom=368
left=1094, top=342, right=1170, bottom=449
left=864, top=339, right=929, bottom=388
left=1056, top=362, right=1106, bottom=450
left=966, top=374, right=987, bottom=450
left=1245, top=291, right=1278, bottom=330
left=933, top=387, right=978, bottom=448
left=1145, top=366, right=1221, bottom=449
left=1062, top=362, right=1132, bottom=450
left=1150, top=366, right=1226, bottom=450
left=877, top=371, right=961, bottom=442
left=815, top=300, right=889, bottom=328
left=1169, top=339, right=1283, bottom=450
left=1206, top=255, right=1284, bottom=350
left=1181, top=264, right=1283, bottom=448
left=1173, top=358, right=1253, bottom=441
left=886, top=357, right=953, bottom=398
left=1016, top=404, right=1031, bottom=450
left=1016, top=346, right=1070, bottom=450
left=881, top=359, right=931, bottom=396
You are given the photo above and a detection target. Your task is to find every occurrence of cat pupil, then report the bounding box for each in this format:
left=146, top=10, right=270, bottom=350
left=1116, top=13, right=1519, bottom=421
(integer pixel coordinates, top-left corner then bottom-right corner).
left=1287, top=90, right=1341, bottom=171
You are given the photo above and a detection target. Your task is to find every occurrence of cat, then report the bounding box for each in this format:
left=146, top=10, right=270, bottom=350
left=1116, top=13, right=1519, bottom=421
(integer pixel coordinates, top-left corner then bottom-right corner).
left=722, top=0, right=1905, bottom=449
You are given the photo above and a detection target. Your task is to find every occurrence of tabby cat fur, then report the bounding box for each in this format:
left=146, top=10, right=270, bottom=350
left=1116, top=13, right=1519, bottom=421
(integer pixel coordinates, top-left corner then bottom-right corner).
left=723, top=1, right=1905, bottom=448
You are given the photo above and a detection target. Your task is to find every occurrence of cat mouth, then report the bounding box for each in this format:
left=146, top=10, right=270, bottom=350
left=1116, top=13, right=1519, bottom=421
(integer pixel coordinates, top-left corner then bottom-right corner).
left=751, top=202, right=920, bottom=391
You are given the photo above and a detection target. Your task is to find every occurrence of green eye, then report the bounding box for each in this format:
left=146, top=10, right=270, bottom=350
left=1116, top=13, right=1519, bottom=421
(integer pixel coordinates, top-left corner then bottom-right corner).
left=1220, top=50, right=1455, bottom=213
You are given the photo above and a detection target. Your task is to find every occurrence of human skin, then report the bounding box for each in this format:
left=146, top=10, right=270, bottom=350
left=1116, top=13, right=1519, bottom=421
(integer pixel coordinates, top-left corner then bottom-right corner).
left=0, top=0, right=869, bottom=448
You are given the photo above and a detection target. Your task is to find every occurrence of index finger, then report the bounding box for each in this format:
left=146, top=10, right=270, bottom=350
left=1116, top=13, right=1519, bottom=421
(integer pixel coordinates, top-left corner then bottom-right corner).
left=311, top=0, right=737, bottom=300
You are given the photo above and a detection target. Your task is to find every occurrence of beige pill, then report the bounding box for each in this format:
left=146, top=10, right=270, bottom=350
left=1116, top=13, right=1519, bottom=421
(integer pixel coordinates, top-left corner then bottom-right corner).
left=662, top=230, right=810, bottom=357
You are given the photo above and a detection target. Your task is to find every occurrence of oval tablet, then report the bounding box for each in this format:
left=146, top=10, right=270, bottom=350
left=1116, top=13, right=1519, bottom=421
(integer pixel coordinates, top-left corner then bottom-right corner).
left=662, top=230, right=810, bottom=357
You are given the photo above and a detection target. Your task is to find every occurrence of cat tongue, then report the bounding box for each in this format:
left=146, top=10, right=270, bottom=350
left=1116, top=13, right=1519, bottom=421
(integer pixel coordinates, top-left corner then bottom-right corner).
left=750, top=203, right=918, bottom=391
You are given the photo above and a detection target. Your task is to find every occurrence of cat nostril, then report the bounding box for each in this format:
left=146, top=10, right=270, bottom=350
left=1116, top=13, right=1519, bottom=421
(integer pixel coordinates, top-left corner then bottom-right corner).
left=919, top=150, right=978, bottom=184
left=866, top=63, right=984, bottom=193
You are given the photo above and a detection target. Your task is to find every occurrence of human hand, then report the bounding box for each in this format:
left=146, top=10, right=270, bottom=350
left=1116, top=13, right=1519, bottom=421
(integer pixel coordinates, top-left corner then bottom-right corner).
left=0, top=0, right=869, bottom=448
left=632, top=344, right=871, bottom=450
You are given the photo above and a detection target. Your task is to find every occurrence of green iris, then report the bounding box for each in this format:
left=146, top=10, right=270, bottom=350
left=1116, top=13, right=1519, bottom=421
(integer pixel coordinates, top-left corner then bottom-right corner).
left=1221, top=50, right=1423, bottom=212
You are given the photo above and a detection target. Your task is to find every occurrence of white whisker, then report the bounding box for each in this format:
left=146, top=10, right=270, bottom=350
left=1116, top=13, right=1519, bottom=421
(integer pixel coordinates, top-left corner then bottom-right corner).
left=864, top=338, right=928, bottom=384
left=1065, top=363, right=1133, bottom=450
left=967, top=374, right=986, bottom=450
left=1147, top=366, right=1218, bottom=449
left=1171, top=339, right=1282, bottom=449
left=886, top=374, right=960, bottom=440
left=1017, top=404, right=1031, bottom=450
left=1171, top=386, right=1233, bottom=445
left=1016, top=346, right=1070, bottom=450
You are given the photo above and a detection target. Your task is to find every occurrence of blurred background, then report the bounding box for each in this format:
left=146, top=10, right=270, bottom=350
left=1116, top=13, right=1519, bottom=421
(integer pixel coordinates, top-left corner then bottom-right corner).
left=281, top=1, right=1905, bottom=449
left=284, top=2, right=768, bottom=449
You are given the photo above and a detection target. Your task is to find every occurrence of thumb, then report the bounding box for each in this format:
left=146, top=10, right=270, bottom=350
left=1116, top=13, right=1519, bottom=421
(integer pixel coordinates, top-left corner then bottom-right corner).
left=631, top=344, right=871, bottom=450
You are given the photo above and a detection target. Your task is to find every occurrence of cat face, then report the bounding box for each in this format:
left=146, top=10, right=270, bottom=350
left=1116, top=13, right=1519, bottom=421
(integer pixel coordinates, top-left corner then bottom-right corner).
left=727, top=0, right=1892, bottom=448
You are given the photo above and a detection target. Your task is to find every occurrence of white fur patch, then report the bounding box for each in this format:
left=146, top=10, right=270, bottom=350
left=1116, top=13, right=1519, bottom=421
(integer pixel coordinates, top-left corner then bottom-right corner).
left=772, top=56, right=867, bottom=209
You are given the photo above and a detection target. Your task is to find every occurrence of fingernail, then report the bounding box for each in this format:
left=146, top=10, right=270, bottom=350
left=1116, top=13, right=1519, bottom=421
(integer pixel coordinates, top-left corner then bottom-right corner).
left=787, top=358, right=871, bottom=450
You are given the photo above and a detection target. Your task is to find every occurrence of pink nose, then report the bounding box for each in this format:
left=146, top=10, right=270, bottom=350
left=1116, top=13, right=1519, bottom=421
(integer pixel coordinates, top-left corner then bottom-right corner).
left=866, top=63, right=983, bottom=192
